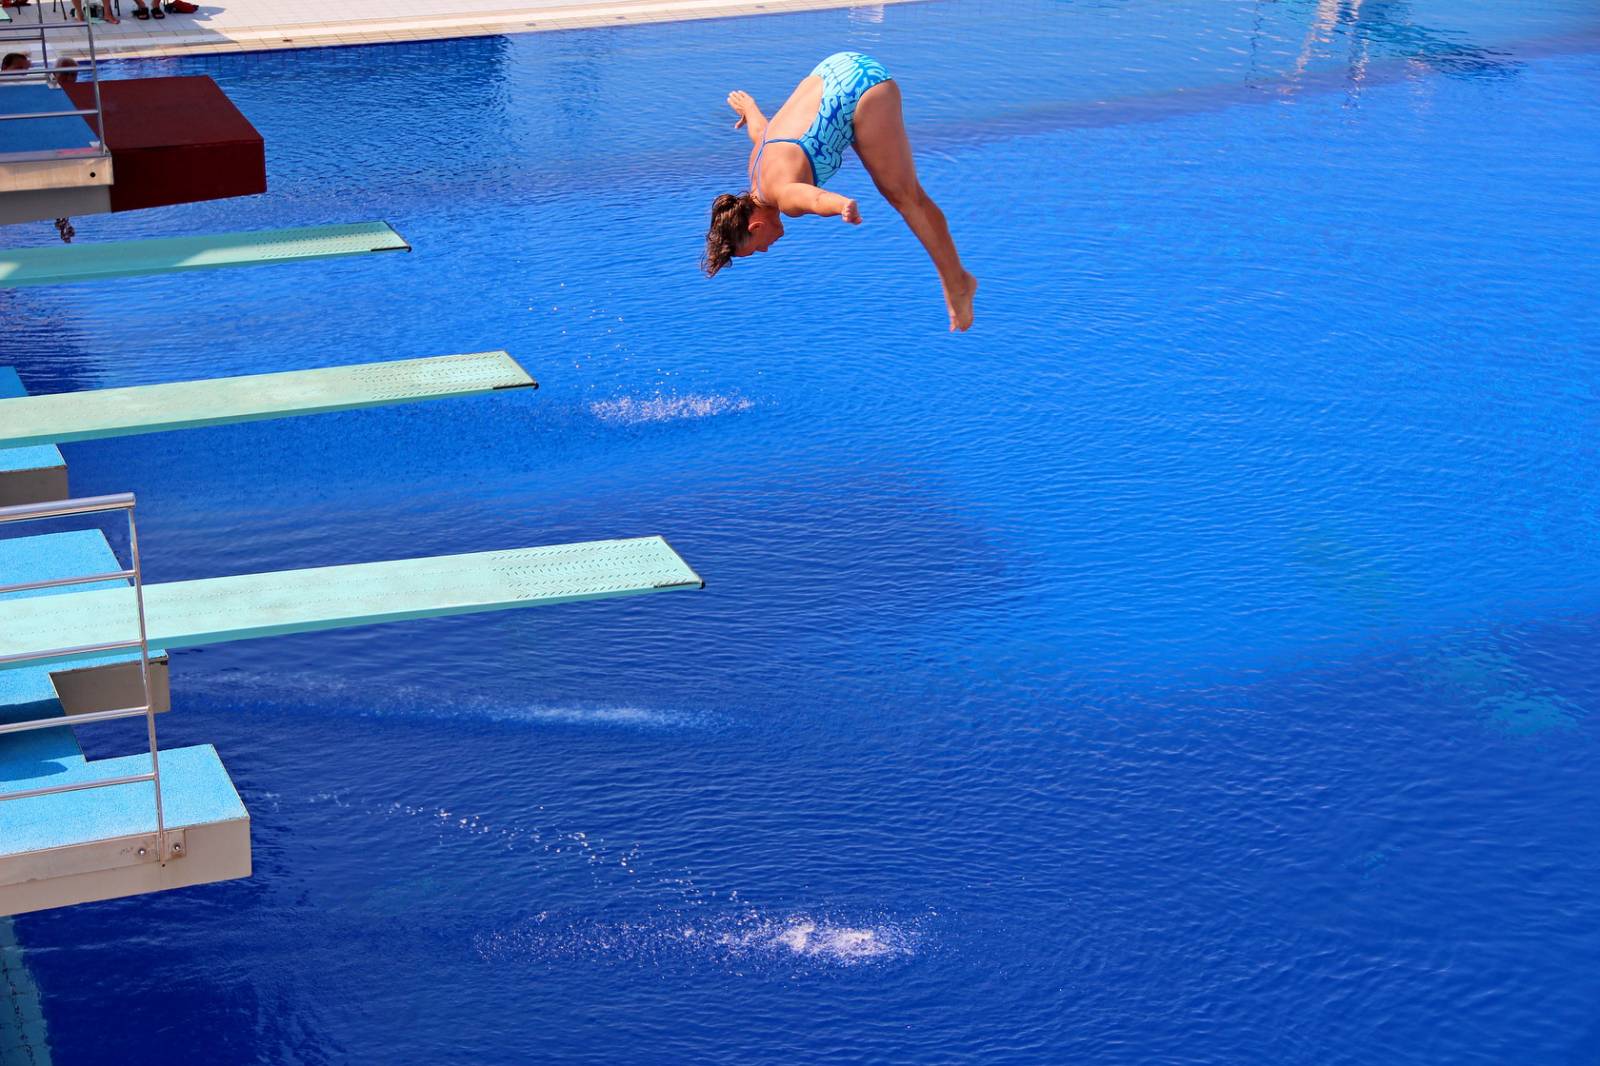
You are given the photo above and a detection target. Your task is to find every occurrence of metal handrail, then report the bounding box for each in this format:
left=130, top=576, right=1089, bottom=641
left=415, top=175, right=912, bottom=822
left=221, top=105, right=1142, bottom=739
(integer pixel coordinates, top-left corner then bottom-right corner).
left=0, top=64, right=102, bottom=74
left=0, top=703, right=154, bottom=735
left=0, top=492, right=134, bottom=521
left=0, top=2, right=107, bottom=147
left=0, top=493, right=168, bottom=865
left=0, top=568, right=135, bottom=595
left=4, top=771, right=155, bottom=804
left=0, top=108, right=102, bottom=121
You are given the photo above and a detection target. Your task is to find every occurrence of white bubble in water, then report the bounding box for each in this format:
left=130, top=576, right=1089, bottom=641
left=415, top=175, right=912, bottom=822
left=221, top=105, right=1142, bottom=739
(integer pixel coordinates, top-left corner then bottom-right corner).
left=589, top=393, right=754, bottom=426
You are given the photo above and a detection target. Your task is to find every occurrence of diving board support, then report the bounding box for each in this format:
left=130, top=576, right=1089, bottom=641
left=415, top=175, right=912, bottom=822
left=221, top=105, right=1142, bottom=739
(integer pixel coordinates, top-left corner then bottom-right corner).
left=0, top=351, right=536, bottom=449
left=0, top=221, right=410, bottom=288
left=0, top=535, right=705, bottom=671
left=52, top=655, right=171, bottom=718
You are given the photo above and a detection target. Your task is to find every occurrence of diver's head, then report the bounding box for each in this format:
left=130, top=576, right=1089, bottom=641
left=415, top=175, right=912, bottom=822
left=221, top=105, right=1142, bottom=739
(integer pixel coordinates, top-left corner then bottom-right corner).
left=703, top=192, right=784, bottom=276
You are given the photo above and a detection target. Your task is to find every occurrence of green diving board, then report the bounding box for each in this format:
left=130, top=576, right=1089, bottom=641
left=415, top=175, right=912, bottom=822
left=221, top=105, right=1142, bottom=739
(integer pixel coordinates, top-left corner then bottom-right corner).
left=0, top=537, right=703, bottom=671
left=0, top=221, right=410, bottom=289
left=0, top=352, right=536, bottom=449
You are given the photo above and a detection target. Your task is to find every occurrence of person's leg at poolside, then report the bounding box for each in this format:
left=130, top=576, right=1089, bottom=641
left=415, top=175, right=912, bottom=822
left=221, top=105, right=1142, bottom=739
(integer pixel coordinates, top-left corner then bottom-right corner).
left=851, top=79, right=976, bottom=332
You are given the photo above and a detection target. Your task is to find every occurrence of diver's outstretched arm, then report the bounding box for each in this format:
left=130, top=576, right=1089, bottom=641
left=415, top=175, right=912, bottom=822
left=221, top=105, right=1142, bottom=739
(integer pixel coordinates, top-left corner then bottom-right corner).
left=774, top=182, right=861, bottom=223
left=727, top=91, right=768, bottom=145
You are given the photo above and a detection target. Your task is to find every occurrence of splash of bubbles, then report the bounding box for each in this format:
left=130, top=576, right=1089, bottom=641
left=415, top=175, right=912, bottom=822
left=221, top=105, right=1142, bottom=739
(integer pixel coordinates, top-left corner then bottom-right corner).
left=474, top=908, right=927, bottom=972
left=301, top=789, right=931, bottom=976
left=589, top=393, right=754, bottom=425
left=740, top=916, right=904, bottom=962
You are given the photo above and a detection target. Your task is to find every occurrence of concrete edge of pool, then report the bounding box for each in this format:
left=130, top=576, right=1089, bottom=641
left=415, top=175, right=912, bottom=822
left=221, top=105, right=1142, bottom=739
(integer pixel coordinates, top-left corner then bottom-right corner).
left=7, top=0, right=925, bottom=62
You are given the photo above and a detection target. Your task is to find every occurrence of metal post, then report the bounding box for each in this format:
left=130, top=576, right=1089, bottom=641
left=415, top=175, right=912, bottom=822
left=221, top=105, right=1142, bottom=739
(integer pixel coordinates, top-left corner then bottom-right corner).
left=125, top=507, right=166, bottom=865
left=37, top=0, right=49, bottom=73
left=84, top=15, right=104, bottom=147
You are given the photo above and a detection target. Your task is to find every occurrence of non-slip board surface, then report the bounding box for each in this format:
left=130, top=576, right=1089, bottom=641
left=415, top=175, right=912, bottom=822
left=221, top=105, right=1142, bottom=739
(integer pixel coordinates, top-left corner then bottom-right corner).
left=0, top=537, right=704, bottom=670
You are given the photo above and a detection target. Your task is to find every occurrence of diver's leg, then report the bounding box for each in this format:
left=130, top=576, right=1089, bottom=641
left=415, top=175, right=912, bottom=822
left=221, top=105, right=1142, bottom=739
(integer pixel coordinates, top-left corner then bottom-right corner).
left=851, top=80, right=975, bottom=331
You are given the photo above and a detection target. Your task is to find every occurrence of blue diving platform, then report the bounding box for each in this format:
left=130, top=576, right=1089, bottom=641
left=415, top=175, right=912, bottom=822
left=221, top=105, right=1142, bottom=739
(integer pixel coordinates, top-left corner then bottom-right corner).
left=0, top=536, right=703, bottom=672
left=0, top=221, right=410, bottom=288
left=0, top=745, right=247, bottom=916
left=0, top=351, right=535, bottom=449
left=0, top=84, right=100, bottom=161
left=0, top=747, right=242, bottom=859
left=0, top=529, right=242, bottom=918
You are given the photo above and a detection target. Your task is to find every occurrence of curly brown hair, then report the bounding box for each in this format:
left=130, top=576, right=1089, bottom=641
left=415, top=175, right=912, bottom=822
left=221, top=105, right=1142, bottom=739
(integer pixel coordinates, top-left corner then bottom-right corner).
left=703, top=192, right=758, bottom=277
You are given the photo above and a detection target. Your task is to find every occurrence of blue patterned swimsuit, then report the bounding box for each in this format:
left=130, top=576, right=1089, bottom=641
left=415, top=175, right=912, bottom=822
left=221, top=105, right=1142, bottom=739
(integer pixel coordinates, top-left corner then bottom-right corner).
left=756, top=52, right=893, bottom=190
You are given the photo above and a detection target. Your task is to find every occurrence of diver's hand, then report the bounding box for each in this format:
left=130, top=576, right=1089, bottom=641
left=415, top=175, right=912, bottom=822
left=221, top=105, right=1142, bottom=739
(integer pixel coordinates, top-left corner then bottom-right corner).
left=727, top=90, right=756, bottom=129
left=841, top=199, right=862, bottom=225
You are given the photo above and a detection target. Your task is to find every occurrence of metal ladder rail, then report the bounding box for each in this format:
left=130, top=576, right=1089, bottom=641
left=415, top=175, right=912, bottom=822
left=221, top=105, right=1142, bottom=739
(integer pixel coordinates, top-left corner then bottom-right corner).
left=0, top=4, right=108, bottom=157
left=0, top=493, right=169, bottom=864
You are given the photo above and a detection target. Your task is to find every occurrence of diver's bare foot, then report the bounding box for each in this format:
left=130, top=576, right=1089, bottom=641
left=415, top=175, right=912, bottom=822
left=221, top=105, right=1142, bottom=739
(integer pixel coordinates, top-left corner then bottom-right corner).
left=944, top=270, right=977, bottom=332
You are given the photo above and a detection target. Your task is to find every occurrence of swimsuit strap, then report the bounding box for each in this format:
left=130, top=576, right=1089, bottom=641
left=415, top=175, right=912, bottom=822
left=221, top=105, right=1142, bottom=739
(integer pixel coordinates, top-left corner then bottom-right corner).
left=752, top=134, right=803, bottom=203
left=752, top=133, right=769, bottom=202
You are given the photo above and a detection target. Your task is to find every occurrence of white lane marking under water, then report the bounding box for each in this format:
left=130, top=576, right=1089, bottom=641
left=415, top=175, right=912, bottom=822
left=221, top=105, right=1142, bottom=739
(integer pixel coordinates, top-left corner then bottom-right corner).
left=181, top=669, right=712, bottom=729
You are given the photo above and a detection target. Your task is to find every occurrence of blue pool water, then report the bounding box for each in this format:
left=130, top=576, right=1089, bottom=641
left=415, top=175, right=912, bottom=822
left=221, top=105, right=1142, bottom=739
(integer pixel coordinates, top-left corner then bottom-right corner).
left=4, top=0, right=1600, bottom=1061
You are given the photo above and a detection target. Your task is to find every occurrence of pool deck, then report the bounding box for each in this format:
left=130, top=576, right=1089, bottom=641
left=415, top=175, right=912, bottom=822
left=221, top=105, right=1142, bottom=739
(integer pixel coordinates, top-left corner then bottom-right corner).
left=21, top=0, right=915, bottom=60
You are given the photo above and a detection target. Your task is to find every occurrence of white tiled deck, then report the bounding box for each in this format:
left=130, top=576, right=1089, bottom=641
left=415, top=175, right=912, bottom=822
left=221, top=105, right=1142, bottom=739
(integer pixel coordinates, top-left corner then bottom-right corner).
left=24, top=0, right=913, bottom=59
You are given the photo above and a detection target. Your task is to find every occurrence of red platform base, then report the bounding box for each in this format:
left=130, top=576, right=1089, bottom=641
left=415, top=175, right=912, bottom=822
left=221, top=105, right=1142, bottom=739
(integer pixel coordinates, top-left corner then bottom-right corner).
left=65, top=76, right=266, bottom=213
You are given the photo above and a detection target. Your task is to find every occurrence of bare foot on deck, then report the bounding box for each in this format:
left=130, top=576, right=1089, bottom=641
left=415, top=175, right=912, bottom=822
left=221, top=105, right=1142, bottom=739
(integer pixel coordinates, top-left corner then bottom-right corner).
left=944, top=270, right=977, bottom=332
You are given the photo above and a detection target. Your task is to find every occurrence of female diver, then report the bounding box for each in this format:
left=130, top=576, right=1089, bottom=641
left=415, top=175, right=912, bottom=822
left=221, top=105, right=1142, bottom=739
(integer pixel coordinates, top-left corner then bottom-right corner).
left=705, top=52, right=977, bottom=332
